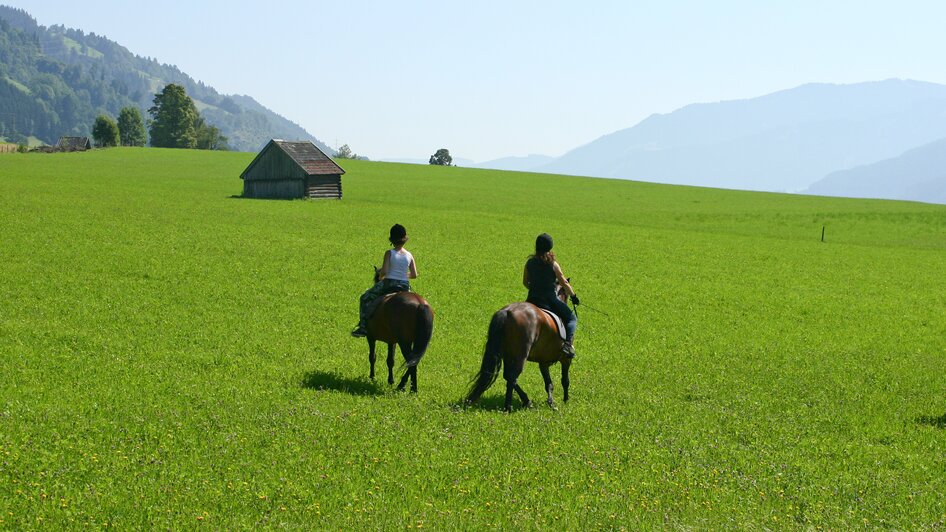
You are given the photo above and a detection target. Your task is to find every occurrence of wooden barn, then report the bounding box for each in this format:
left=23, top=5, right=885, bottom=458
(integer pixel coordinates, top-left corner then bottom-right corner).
left=240, top=140, right=345, bottom=199
left=57, top=136, right=92, bottom=151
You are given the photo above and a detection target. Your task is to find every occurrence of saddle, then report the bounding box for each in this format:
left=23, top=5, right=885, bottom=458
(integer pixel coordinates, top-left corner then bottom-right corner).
left=537, top=308, right=567, bottom=341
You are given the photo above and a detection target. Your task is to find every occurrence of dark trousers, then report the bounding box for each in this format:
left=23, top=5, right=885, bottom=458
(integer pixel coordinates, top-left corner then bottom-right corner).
left=359, top=279, right=411, bottom=325
left=528, top=296, right=577, bottom=342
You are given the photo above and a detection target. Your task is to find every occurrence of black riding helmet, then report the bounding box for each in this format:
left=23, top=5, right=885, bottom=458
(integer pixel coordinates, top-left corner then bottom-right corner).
left=390, top=224, right=408, bottom=245
left=535, top=233, right=553, bottom=254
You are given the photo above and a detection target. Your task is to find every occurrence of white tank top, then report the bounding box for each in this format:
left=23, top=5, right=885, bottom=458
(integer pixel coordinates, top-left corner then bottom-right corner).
left=386, top=249, right=414, bottom=281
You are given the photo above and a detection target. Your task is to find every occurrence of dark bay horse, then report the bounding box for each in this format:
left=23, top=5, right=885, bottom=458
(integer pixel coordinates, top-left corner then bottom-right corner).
left=465, top=284, right=572, bottom=411
left=364, top=267, right=434, bottom=392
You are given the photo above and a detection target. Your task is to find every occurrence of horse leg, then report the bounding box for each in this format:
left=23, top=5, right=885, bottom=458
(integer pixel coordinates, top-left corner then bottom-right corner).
left=514, top=383, right=531, bottom=408
left=502, top=355, right=528, bottom=412
left=396, top=340, right=412, bottom=391
left=386, top=344, right=396, bottom=385
left=504, top=381, right=515, bottom=412
left=561, top=362, right=571, bottom=403
left=368, top=338, right=377, bottom=379
left=540, top=363, right=555, bottom=409
left=407, top=338, right=418, bottom=393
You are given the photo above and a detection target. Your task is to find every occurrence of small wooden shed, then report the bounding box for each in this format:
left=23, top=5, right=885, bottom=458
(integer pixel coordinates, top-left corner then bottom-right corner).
left=240, top=140, right=345, bottom=199
left=57, top=136, right=92, bottom=151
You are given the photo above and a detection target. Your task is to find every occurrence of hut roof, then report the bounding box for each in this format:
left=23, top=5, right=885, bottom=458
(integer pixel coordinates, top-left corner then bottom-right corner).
left=241, top=140, right=345, bottom=179
left=57, top=136, right=91, bottom=150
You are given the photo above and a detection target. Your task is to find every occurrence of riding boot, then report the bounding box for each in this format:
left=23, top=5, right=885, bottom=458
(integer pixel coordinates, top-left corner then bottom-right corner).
left=351, top=322, right=367, bottom=338
left=562, top=340, right=576, bottom=359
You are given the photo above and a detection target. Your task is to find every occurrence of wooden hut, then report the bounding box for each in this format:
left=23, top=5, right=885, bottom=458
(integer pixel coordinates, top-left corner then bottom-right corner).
left=240, top=140, right=345, bottom=199
left=57, top=137, right=92, bottom=151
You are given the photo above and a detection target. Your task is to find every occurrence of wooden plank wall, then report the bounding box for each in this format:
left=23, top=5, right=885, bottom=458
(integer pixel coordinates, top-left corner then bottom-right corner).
left=243, top=146, right=308, bottom=181
left=306, top=176, right=342, bottom=199
left=244, top=179, right=305, bottom=199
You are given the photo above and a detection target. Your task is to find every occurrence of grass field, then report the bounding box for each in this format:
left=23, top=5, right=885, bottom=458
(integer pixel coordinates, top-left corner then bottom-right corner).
left=1, top=148, right=946, bottom=528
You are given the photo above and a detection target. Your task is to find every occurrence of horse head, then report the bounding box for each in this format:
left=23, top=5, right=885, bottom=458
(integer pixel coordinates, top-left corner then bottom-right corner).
left=556, top=277, right=571, bottom=303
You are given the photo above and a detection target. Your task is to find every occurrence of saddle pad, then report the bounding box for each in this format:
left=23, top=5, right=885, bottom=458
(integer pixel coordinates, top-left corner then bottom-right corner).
left=538, top=308, right=567, bottom=341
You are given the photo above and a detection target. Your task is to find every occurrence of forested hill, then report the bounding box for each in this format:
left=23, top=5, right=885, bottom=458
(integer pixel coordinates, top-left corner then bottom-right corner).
left=0, top=6, right=331, bottom=152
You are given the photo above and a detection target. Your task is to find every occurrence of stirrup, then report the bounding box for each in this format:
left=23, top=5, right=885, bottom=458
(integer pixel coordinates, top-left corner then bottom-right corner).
left=351, top=326, right=367, bottom=338
left=562, top=341, right=576, bottom=359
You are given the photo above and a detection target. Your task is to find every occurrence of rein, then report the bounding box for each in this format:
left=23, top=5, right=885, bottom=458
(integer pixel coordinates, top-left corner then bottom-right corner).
left=577, top=302, right=609, bottom=317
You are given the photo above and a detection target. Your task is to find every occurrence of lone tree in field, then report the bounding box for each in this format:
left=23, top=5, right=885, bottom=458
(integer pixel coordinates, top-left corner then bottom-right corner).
left=117, top=106, right=146, bottom=147
left=148, top=84, right=198, bottom=148
left=334, top=144, right=360, bottom=159
left=91, top=115, right=120, bottom=148
left=429, top=148, right=452, bottom=166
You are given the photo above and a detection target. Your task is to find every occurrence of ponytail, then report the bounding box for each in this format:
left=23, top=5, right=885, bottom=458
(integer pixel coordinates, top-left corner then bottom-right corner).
left=529, top=251, right=556, bottom=264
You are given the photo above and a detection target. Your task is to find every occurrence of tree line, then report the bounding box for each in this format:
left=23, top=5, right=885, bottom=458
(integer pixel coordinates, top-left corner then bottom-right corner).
left=91, top=83, right=227, bottom=150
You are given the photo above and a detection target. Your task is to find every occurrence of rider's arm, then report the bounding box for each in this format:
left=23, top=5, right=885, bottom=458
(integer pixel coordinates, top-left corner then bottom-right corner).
left=552, top=261, right=576, bottom=297
left=522, top=264, right=530, bottom=289
left=379, top=250, right=391, bottom=280
left=408, top=256, right=418, bottom=279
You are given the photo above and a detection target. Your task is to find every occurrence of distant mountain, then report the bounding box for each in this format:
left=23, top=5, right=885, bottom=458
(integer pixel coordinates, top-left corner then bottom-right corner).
left=469, top=154, right=554, bottom=172
left=804, top=137, right=946, bottom=204
left=0, top=5, right=330, bottom=152
left=538, top=80, right=946, bottom=192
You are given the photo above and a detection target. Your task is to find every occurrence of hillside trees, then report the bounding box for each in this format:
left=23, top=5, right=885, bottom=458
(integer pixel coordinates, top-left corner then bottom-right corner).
left=0, top=20, right=112, bottom=141
left=117, top=106, right=146, bottom=146
left=92, top=114, right=119, bottom=147
left=0, top=7, right=331, bottom=151
left=0, top=77, right=53, bottom=141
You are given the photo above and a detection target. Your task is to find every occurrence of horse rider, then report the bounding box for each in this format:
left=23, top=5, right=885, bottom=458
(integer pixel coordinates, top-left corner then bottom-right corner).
left=522, top=233, right=579, bottom=358
left=351, top=224, right=418, bottom=338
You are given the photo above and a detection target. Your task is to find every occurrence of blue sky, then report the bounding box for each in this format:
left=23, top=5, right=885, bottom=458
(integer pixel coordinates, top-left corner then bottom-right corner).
left=7, top=0, right=946, bottom=161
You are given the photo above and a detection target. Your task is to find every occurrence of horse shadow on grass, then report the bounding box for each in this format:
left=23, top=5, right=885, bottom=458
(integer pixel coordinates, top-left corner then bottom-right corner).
left=301, top=370, right=386, bottom=396
left=448, top=394, right=538, bottom=414
left=916, top=413, right=946, bottom=429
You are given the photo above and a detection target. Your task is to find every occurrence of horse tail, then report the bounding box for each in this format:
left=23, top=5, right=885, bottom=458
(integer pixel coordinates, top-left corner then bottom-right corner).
left=408, top=303, right=434, bottom=365
left=465, top=309, right=507, bottom=404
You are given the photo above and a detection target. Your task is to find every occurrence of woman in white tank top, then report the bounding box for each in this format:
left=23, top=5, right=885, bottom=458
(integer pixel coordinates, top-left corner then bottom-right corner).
left=384, top=247, right=415, bottom=282
left=352, top=224, right=419, bottom=337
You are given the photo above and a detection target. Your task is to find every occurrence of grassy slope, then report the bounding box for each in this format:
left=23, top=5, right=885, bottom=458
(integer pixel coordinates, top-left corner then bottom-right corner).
left=1, top=149, right=945, bottom=528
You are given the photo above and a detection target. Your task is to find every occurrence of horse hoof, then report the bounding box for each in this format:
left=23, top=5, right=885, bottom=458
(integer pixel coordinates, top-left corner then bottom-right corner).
left=547, top=400, right=556, bottom=410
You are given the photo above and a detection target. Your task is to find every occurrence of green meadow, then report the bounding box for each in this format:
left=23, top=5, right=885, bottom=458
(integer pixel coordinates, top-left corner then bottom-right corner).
left=1, top=148, right=945, bottom=528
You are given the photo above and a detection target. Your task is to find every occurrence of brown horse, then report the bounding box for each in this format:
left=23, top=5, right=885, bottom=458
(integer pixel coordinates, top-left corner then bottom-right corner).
left=465, top=284, right=572, bottom=411
left=364, top=267, right=434, bottom=392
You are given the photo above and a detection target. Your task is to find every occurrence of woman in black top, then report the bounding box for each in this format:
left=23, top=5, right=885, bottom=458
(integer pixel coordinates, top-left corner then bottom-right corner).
left=523, top=233, right=580, bottom=357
